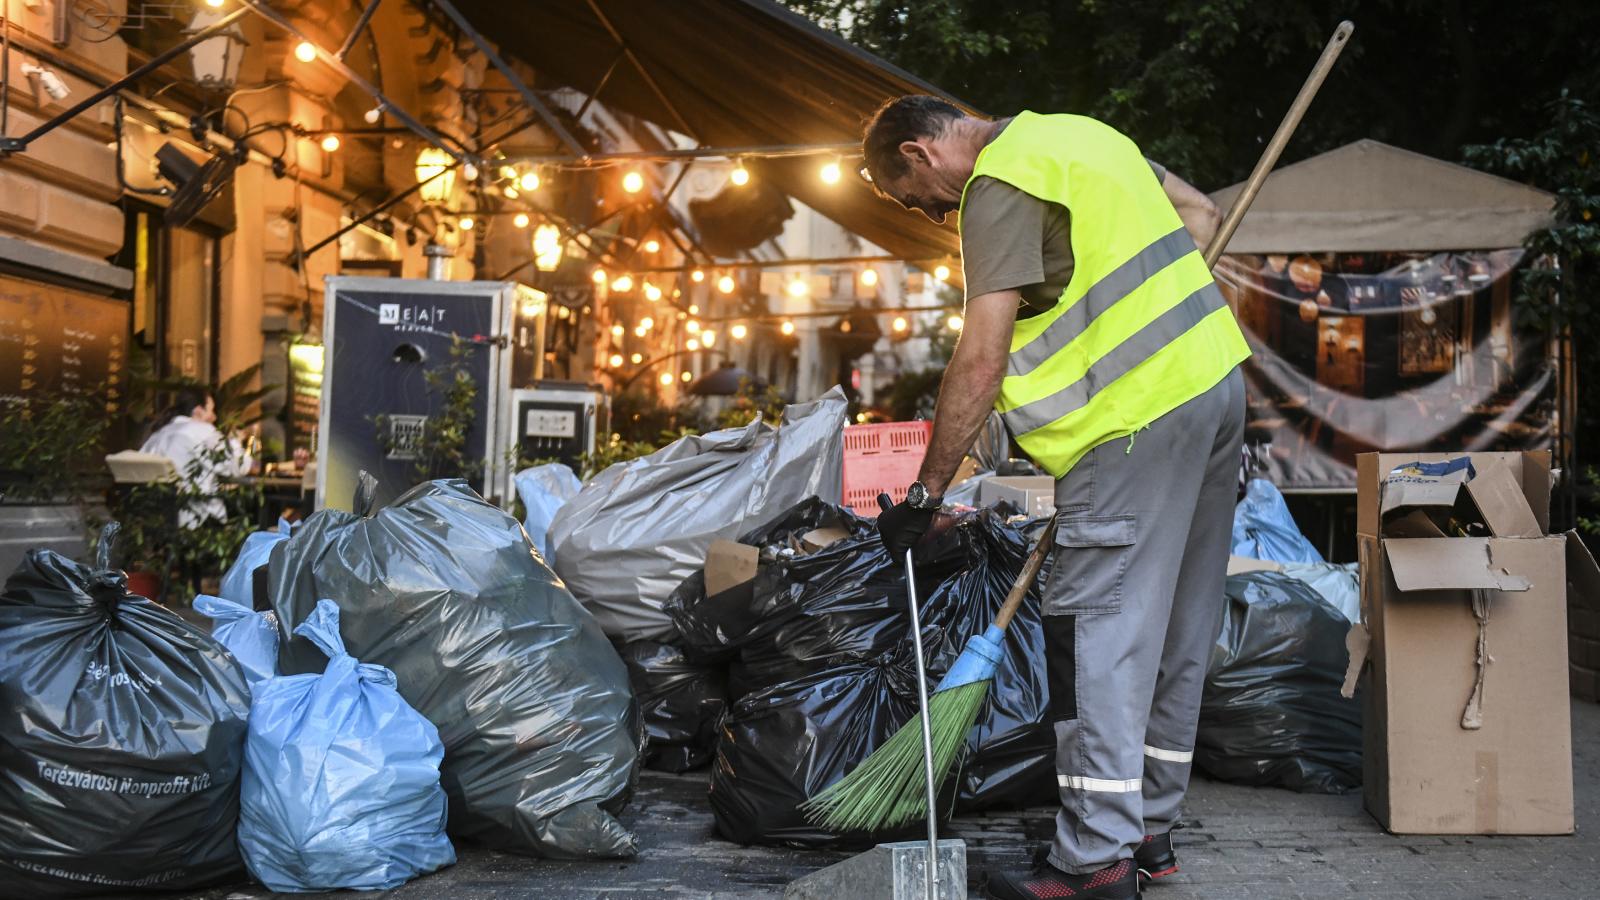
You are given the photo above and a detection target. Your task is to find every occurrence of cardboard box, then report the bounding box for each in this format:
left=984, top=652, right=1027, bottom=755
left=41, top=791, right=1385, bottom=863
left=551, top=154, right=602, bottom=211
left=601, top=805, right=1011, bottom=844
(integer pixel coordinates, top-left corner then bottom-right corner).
left=977, top=475, right=1055, bottom=518
left=1354, top=451, right=1585, bottom=835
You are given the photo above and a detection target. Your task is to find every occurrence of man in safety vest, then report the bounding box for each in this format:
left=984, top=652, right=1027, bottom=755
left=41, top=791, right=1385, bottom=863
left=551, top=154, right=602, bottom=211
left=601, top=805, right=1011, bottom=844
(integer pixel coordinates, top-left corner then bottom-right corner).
left=866, top=95, right=1250, bottom=900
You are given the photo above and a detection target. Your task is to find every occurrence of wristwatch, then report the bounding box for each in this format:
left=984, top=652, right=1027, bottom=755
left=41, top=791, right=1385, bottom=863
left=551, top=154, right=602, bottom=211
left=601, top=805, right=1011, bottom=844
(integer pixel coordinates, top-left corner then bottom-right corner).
left=905, top=481, right=943, bottom=511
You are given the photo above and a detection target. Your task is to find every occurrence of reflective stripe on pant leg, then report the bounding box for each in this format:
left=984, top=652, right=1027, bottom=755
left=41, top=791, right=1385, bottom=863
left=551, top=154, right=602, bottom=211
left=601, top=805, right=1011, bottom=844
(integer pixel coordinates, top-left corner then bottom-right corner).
left=1059, top=775, right=1143, bottom=792
left=1142, top=745, right=1194, bottom=764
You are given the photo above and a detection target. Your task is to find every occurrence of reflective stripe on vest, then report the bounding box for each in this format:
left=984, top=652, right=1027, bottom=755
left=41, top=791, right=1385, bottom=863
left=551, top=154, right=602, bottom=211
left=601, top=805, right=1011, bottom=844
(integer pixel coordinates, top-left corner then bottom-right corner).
left=961, top=112, right=1250, bottom=477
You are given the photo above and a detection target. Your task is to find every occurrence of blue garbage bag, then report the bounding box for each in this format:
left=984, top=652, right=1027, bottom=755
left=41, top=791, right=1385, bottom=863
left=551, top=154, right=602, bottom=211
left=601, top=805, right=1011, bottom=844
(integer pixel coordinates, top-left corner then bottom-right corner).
left=194, top=594, right=278, bottom=685
left=514, top=464, right=581, bottom=564
left=1230, top=479, right=1323, bottom=564
left=219, top=518, right=296, bottom=605
left=239, top=600, right=454, bottom=892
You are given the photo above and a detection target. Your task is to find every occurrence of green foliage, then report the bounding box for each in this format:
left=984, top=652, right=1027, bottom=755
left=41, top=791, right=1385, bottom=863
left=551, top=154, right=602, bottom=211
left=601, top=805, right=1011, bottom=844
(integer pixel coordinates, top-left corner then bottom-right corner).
left=98, top=442, right=262, bottom=606
left=374, top=337, right=484, bottom=484
left=1464, top=91, right=1600, bottom=438
left=784, top=0, right=1600, bottom=190
left=0, top=392, right=110, bottom=503
left=714, top=379, right=788, bottom=430
left=885, top=368, right=944, bottom=423
left=211, top=363, right=278, bottom=434
left=575, top=429, right=699, bottom=481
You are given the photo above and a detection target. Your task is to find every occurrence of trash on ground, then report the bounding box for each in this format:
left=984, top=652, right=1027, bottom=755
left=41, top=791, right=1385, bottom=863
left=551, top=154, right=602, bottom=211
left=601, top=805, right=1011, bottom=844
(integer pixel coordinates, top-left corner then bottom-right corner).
left=0, top=525, right=251, bottom=896
left=1231, top=478, right=1324, bottom=564
left=1195, top=570, right=1361, bottom=794
left=240, top=600, right=454, bottom=892
left=514, top=462, right=582, bottom=565
left=265, top=477, right=643, bottom=859
left=620, top=640, right=728, bottom=773
left=549, top=388, right=847, bottom=643
left=194, top=593, right=279, bottom=685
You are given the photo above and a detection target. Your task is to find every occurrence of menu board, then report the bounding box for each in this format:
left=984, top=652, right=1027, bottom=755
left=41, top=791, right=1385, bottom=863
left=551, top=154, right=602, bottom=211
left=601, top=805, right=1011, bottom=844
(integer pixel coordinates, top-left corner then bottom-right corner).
left=0, top=275, right=130, bottom=415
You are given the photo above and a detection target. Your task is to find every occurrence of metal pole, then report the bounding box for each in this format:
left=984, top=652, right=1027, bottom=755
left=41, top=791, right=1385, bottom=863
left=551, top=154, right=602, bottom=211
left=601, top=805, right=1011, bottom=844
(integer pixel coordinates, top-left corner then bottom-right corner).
left=0, top=6, right=252, bottom=153
left=1203, top=20, right=1354, bottom=267
left=336, top=0, right=384, bottom=61
left=903, top=549, right=939, bottom=900
left=503, top=140, right=862, bottom=167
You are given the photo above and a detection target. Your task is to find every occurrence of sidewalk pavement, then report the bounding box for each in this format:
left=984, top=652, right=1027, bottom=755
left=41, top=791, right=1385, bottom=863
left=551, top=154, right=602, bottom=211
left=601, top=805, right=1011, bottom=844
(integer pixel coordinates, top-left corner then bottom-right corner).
left=184, top=698, right=1597, bottom=900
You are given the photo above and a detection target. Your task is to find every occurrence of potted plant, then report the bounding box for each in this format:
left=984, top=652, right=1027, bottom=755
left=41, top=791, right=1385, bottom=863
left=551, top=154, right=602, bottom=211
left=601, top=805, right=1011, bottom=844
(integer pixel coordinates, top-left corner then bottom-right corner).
left=0, top=393, right=110, bottom=577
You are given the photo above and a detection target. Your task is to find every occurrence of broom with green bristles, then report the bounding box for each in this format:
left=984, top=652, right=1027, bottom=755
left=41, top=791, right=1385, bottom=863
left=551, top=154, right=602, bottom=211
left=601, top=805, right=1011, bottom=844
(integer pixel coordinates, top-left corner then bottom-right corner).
left=800, top=512, right=1058, bottom=833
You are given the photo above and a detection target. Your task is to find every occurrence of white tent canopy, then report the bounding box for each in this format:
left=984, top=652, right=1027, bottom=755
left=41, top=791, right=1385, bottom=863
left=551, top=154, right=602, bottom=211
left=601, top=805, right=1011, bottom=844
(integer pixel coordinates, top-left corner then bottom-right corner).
left=1209, top=139, right=1555, bottom=254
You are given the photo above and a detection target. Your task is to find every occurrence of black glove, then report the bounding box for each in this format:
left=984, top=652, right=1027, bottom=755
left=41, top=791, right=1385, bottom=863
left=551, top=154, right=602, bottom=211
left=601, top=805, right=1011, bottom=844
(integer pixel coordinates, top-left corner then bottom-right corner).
left=877, top=499, right=935, bottom=557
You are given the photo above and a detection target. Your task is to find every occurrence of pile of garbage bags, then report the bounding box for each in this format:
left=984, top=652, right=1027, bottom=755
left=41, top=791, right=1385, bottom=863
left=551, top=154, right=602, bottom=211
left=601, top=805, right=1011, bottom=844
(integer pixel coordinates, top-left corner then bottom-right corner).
left=0, top=527, right=251, bottom=896
left=266, top=478, right=643, bottom=859
left=550, top=388, right=847, bottom=643
left=1196, top=571, right=1362, bottom=793
left=1232, top=478, right=1323, bottom=564
left=660, top=499, right=1056, bottom=847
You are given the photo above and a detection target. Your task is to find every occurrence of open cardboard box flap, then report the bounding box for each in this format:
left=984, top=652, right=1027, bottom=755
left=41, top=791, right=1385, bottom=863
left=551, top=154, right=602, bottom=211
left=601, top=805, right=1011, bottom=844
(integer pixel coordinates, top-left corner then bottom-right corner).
left=1465, top=458, right=1544, bottom=538
left=1383, top=538, right=1533, bottom=593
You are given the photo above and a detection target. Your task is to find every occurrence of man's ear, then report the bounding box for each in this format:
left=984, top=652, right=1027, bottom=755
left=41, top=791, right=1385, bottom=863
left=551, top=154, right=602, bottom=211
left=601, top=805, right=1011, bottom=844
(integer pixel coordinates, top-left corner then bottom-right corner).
left=898, top=140, right=931, bottom=169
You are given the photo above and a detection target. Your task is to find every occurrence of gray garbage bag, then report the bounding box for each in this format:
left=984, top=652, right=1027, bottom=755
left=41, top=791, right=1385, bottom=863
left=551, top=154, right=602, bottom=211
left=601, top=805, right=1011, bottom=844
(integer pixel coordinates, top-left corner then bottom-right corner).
left=1196, top=571, right=1361, bottom=794
left=266, top=478, right=643, bottom=858
left=549, top=387, right=847, bottom=643
left=1278, top=561, right=1360, bottom=623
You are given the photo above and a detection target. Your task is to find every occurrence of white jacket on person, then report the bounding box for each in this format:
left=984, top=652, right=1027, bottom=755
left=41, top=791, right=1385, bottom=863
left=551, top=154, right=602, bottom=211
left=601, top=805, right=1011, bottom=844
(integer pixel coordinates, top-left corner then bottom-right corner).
left=140, top=416, right=253, bottom=527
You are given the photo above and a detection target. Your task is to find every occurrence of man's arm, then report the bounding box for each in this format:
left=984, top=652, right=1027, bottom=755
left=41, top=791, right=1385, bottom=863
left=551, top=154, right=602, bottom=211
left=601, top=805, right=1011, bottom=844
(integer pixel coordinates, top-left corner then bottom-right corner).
left=916, top=289, right=1019, bottom=496
left=1162, top=170, right=1222, bottom=253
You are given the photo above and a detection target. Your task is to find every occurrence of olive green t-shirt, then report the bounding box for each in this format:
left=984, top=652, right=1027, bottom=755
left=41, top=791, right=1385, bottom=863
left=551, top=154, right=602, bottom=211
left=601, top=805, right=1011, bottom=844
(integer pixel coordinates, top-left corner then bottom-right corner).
left=959, top=159, right=1167, bottom=316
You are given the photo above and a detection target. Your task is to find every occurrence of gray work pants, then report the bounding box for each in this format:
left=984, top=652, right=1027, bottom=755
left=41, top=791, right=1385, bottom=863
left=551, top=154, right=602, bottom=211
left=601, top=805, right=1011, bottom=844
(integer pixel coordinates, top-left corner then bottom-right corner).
left=1043, top=367, right=1245, bottom=874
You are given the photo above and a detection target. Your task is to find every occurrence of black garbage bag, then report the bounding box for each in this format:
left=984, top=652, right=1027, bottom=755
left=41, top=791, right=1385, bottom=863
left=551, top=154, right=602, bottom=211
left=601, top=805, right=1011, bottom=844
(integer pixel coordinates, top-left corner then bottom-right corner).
left=708, top=647, right=957, bottom=848
left=267, top=478, right=644, bottom=858
left=683, top=499, right=1056, bottom=837
left=0, top=526, right=250, bottom=896
left=1195, top=571, right=1362, bottom=793
left=620, top=640, right=728, bottom=773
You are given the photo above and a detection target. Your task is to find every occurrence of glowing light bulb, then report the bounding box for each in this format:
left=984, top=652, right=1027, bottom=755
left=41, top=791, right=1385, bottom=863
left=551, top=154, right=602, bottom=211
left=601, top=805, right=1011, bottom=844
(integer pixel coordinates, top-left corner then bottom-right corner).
left=294, top=41, right=317, bottom=63
left=631, top=353, right=643, bottom=364
left=947, top=314, right=964, bottom=332
left=608, top=353, right=624, bottom=368
left=503, top=187, right=518, bottom=199
left=462, top=163, right=478, bottom=182
left=364, top=106, right=383, bottom=125
left=820, top=160, right=842, bottom=184
left=518, top=171, right=540, bottom=191
left=934, top=264, right=951, bottom=282
left=644, top=283, right=663, bottom=302
left=611, top=324, right=624, bottom=338
left=689, top=304, right=700, bottom=315
left=702, top=330, right=717, bottom=347
left=612, top=275, right=633, bottom=293
left=205, top=0, right=225, bottom=7
left=840, top=320, right=853, bottom=333
left=786, top=278, right=809, bottom=298
left=860, top=268, right=879, bottom=287
left=639, top=316, right=654, bottom=330
left=593, top=269, right=608, bottom=284
left=458, top=216, right=475, bottom=231
left=730, top=323, right=748, bottom=340
left=780, top=320, right=795, bottom=336
left=643, top=239, right=660, bottom=253
left=730, top=163, right=750, bottom=186
left=635, top=326, right=647, bottom=337
left=681, top=371, right=692, bottom=382
left=892, top=316, right=908, bottom=333
left=686, top=320, right=701, bottom=334
left=513, top=213, right=530, bottom=228
left=319, top=134, right=340, bottom=153
left=499, top=165, right=517, bottom=180
left=622, top=170, right=644, bottom=193
left=687, top=339, right=700, bottom=351
left=717, top=275, right=736, bottom=294
left=659, top=373, right=674, bottom=386
left=691, top=269, right=705, bottom=283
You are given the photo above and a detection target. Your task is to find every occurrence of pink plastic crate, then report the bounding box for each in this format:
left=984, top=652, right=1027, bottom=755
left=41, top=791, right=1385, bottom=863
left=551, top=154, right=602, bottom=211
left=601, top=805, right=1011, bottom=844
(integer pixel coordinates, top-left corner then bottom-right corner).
left=841, top=421, right=933, bottom=517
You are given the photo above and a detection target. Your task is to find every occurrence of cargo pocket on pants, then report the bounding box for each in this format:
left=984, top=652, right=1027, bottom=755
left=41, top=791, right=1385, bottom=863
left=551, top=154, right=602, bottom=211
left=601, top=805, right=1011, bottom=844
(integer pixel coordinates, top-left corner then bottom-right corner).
left=1044, top=614, right=1078, bottom=722
left=1043, top=514, right=1137, bottom=616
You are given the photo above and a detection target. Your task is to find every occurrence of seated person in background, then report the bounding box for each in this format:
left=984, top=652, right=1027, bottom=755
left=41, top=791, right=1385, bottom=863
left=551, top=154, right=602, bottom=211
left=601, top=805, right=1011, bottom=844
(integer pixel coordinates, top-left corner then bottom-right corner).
left=140, top=386, right=253, bottom=527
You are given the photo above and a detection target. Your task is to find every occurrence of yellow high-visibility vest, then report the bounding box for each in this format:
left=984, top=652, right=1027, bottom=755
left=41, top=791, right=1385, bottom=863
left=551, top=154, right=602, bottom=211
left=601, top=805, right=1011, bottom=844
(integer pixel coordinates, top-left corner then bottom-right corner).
left=960, top=112, right=1250, bottom=477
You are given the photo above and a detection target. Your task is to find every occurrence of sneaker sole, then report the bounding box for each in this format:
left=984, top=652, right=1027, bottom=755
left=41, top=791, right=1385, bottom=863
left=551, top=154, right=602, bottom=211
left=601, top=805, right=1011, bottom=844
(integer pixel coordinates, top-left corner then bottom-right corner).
left=1137, top=864, right=1179, bottom=881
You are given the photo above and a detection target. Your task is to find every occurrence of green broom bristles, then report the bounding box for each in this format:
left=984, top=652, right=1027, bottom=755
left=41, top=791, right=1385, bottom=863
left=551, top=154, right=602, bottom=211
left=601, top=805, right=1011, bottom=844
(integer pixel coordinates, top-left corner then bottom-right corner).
left=800, top=679, right=992, bottom=833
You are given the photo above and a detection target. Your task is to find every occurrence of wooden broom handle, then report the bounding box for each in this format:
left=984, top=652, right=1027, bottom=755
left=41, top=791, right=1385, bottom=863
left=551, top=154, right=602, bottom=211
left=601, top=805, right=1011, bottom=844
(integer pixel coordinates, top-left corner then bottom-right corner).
left=993, top=516, right=1058, bottom=631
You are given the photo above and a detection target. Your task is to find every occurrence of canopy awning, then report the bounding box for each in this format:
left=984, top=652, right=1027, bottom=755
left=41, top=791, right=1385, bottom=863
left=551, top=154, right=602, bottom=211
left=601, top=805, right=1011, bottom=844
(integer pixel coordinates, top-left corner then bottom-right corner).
left=1209, top=139, right=1555, bottom=254
left=451, top=0, right=971, bottom=267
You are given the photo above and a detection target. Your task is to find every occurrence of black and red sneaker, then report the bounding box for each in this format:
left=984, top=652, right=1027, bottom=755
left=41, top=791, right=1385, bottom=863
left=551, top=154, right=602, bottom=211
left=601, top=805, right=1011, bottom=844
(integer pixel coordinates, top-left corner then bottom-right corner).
left=985, top=857, right=1140, bottom=900
left=1134, top=832, right=1179, bottom=883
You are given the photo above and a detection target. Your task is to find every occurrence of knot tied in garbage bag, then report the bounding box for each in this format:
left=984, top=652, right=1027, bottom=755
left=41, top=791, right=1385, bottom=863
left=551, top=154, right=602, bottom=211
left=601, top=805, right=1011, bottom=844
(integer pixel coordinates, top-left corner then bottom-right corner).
left=0, top=524, right=251, bottom=896
left=240, top=600, right=455, bottom=892
left=266, top=478, right=643, bottom=859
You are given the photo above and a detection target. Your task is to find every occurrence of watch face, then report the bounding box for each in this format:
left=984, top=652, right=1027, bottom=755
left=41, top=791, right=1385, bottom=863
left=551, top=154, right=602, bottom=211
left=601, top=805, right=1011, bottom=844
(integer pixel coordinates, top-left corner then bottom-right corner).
left=906, top=482, right=927, bottom=507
